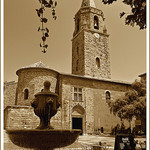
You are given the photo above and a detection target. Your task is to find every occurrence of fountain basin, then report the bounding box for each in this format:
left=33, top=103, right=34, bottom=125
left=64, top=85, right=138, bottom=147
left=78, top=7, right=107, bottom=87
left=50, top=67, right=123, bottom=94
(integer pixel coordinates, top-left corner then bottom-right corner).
left=6, top=129, right=81, bottom=149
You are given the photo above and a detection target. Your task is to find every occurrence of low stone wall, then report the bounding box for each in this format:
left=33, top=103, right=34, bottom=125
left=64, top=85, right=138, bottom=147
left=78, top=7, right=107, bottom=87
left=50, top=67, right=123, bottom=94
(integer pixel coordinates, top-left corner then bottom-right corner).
left=4, top=81, right=17, bottom=109
left=4, top=106, right=39, bottom=130
left=4, top=106, right=62, bottom=130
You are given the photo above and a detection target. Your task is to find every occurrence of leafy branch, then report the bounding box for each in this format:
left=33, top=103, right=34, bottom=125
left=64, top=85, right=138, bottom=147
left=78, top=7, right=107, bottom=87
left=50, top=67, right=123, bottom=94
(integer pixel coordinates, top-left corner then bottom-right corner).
left=36, top=0, right=57, bottom=53
left=102, top=0, right=146, bottom=30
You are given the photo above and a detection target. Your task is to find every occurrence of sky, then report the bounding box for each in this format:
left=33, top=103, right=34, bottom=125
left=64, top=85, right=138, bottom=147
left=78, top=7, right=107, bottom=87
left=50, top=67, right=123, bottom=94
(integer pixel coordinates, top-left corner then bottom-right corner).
left=4, top=0, right=146, bottom=83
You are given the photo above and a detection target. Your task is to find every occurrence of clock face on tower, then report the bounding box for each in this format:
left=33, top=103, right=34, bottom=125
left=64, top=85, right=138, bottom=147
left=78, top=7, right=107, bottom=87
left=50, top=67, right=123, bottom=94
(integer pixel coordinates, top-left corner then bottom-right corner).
left=94, top=33, right=100, bottom=38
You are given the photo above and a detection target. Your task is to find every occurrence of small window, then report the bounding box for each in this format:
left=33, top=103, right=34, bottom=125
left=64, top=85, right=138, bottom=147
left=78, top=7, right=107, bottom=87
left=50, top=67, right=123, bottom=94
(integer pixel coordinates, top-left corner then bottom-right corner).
left=77, top=18, right=80, bottom=31
left=106, top=91, right=111, bottom=101
left=24, top=89, right=29, bottom=100
left=96, top=57, right=100, bottom=68
left=74, top=87, right=82, bottom=101
left=94, top=16, right=99, bottom=30
left=76, top=60, right=79, bottom=71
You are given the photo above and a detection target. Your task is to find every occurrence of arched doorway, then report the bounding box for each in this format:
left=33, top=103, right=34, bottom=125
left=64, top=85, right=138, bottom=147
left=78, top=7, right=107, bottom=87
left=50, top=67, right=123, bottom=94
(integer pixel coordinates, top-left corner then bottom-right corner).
left=72, top=105, right=85, bottom=135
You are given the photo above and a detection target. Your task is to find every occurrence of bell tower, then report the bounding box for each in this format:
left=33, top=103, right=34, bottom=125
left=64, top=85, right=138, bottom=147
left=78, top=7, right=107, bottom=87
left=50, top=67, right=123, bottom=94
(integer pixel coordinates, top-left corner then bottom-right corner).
left=72, top=0, right=111, bottom=79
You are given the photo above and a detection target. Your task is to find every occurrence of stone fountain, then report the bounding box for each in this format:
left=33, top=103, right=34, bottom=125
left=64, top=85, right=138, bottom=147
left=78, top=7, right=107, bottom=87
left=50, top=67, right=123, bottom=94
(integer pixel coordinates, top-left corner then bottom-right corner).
left=6, top=81, right=81, bottom=150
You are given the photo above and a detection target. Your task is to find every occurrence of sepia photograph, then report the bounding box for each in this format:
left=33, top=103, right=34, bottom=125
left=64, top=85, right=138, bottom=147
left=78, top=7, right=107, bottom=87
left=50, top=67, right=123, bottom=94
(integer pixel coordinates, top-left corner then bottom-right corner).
left=2, top=0, right=147, bottom=149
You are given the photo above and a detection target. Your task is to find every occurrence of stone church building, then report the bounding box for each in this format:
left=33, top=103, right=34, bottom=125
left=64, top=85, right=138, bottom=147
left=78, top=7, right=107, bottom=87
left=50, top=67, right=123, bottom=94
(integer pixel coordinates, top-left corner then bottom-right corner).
left=4, top=0, right=132, bottom=134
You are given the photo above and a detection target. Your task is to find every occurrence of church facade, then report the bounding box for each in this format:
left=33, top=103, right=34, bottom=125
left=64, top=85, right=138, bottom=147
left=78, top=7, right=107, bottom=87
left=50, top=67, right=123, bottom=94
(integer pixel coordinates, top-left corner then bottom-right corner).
left=4, top=0, right=132, bottom=134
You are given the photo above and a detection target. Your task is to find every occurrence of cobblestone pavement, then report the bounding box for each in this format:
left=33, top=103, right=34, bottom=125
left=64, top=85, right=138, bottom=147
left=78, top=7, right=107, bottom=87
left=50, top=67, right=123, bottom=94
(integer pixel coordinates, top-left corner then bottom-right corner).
left=78, top=135, right=115, bottom=150
left=77, top=135, right=146, bottom=150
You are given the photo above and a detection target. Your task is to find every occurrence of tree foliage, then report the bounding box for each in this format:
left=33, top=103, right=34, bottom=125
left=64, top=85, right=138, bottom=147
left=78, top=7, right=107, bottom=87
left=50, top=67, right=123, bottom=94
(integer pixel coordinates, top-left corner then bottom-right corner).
left=36, top=0, right=57, bottom=53
left=102, top=0, right=146, bottom=29
left=109, top=79, right=146, bottom=125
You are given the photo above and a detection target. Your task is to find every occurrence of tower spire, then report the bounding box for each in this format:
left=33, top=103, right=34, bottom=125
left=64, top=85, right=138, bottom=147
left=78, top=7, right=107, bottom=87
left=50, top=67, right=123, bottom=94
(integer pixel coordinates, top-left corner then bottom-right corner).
left=81, top=0, right=96, bottom=8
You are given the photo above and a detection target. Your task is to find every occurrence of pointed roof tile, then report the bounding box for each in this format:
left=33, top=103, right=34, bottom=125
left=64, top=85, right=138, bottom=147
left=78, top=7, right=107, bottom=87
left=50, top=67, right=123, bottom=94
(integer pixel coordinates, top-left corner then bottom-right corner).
left=21, top=61, right=49, bottom=69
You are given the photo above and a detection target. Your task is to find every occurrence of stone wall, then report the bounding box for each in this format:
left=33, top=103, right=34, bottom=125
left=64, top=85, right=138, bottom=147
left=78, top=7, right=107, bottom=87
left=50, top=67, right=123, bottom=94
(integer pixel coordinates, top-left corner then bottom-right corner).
left=4, top=81, right=17, bottom=109
left=16, top=68, right=58, bottom=106
left=72, top=29, right=111, bottom=80
left=4, top=106, right=62, bottom=130
left=72, top=30, right=85, bottom=76
left=84, top=88, right=94, bottom=134
left=73, top=7, right=105, bottom=36
left=61, top=83, right=94, bottom=134
left=62, top=75, right=130, bottom=92
left=61, top=74, right=131, bottom=134
left=93, top=89, right=124, bottom=133
left=84, top=30, right=111, bottom=79
left=4, top=106, right=39, bottom=129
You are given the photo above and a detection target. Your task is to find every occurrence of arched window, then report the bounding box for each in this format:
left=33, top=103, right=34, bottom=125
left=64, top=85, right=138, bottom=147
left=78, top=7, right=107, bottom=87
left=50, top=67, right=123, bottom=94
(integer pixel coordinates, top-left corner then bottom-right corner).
left=96, top=57, right=100, bottom=68
left=77, top=18, right=80, bottom=31
left=24, top=89, right=29, bottom=100
left=76, top=60, right=79, bottom=71
left=94, top=16, right=99, bottom=30
left=106, top=91, right=111, bottom=101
